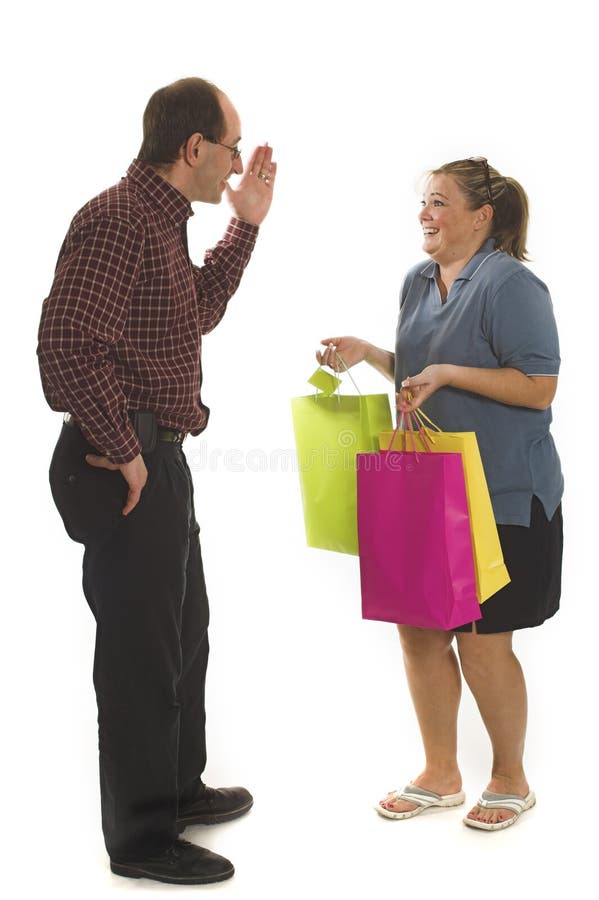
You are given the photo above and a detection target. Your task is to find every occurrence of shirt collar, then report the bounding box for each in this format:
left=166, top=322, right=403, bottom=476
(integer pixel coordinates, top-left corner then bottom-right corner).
left=419, top=238, right=499, bottom=281
left=126, top=159, right=194, bottom=224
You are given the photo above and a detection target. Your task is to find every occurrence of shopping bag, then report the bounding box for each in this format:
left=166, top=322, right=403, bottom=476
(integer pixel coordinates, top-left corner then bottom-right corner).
left=307, top=367, right=341, bottom=396
left=379, top=411, right=510, bottom=603
left=291, top=370, right=392, bottom=555
left=357, top=444, right=481, bottom=630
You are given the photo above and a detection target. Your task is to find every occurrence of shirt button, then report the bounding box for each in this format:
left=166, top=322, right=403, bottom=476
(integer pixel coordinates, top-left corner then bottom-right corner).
left=68, top=474, right=76, bottom=484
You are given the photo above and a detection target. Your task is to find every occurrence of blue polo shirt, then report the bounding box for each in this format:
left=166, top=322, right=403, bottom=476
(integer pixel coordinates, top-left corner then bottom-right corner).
left=395, top=239, right=563, bottom=526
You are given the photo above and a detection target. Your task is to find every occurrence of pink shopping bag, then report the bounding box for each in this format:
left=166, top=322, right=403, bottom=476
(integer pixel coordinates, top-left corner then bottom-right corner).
left=357, top=448, right=481, bottom=630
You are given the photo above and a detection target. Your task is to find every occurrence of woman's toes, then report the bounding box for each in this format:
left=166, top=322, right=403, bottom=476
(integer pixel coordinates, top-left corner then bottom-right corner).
left=380, top=796, right=417, bottom=813
left=467, top=805, right=516, bottom=826
left=498, top=810, right=514, bottom=824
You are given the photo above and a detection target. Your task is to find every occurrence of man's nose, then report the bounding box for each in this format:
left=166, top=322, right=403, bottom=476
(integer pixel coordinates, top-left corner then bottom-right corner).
left=233, top=155, right=243, bottom=176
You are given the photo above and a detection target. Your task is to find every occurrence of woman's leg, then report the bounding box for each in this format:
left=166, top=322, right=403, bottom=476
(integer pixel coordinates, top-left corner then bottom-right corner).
left=380, top=626, right=462, bottom=813
left=456, top=629, right=530, bottom=825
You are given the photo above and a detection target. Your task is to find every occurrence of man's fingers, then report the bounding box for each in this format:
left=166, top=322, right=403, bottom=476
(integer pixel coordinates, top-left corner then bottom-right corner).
left=257, top=144, right=272, bottom=171
left=247, top=145, right=266, bottom=175
left=118, top=453, right=148, bottom=514
left=122, top=487, right=142, bottom=516
left=86, top=453, right=119, bottom=470
left=252, top=144, right=270, bottom=174
left=244, top=146, right=260, bottom=174
left=246, top=144, right=273, bottom=178
left=85, top=452, right=146, bottom=514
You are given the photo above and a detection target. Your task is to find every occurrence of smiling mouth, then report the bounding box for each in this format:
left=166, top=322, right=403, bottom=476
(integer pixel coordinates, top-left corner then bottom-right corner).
left=423, top=228, right=439, bottom=235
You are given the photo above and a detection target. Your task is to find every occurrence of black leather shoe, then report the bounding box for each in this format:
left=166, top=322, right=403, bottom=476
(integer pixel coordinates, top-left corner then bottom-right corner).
left=110, top=838, right=234, bottom=885
left=177, top=785, right=254, bottom=831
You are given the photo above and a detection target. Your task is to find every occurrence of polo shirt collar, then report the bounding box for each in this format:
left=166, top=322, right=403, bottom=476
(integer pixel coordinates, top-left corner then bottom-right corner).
left=126, top=159, right=194, bottom=224
left=419, top=238, right=498, bottom=281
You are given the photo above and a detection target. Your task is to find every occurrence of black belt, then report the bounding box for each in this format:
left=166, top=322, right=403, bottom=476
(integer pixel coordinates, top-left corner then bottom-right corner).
left=63, top=413, right=186, bottom=445
left=157, top=427, right=186, bottom=443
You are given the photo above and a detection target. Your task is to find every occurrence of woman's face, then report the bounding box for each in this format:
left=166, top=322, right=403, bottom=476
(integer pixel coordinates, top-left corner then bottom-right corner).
left=419, top=173, right=490, bottom=266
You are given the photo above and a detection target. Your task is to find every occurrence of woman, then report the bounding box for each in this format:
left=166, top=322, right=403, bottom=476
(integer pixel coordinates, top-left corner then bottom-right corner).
left=318, top=158, right=563, bottom=831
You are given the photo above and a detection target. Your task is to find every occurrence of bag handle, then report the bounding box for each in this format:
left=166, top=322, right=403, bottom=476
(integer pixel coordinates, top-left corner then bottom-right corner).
left=387, top=409, right=435, bottom=455
left=387, top=411, right=419, bottom=454
left=308, top=350, right=362, bottom=400
left=412, top=406, right=441, bottom=434
left=332, top=350, right=362, bottom=396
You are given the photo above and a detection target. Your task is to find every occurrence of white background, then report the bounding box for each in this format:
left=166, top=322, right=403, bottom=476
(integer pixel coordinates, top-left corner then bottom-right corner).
left=2, top=0, right=596, bottom=896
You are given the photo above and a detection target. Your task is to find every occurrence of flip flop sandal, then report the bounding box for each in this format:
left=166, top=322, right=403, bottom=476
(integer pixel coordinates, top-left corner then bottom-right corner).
left=375, top=783, right=466, bottom=820
left=463, top=790, right=536, bottom=831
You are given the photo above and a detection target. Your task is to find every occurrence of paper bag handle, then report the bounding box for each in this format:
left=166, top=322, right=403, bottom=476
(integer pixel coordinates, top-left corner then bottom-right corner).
left=412, top=407, right=441, bottom=434
left=387, top=410, right=435, bottom=454
left=332, top=350, right=362, bottom=396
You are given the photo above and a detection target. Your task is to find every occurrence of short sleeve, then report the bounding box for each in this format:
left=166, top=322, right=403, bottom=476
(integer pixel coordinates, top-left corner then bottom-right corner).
left=484, top=268, right=560, bottom=376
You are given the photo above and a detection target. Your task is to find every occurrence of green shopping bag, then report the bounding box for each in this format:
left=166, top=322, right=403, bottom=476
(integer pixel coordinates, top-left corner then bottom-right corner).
left=291, top=367, right=392, bottom=554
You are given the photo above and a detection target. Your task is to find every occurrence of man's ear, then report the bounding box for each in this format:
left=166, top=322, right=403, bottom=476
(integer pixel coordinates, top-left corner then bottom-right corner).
left=182, top=132, right=205, bottom=166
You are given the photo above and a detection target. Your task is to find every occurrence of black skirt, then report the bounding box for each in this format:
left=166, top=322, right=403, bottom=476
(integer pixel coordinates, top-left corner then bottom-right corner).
left=453, top=495, right=563, bottom=634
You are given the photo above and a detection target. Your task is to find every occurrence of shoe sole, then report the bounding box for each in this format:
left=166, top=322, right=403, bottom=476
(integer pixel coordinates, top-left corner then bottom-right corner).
left=110, top=861, right=235, bottom=885
left=177, top=799, right=254, bottom=831
left=463, top=795, right=536, bottom=831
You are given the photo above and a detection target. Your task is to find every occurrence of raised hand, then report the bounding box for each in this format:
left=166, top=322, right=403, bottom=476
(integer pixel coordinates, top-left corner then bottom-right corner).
left=225, top=144, right=277, bottom=226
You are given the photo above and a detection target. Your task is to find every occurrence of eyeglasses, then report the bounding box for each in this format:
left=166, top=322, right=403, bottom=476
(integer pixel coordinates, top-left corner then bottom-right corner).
left=205, top=136, right=241, bottom=161
left=469, top=156, right=494, bottom=207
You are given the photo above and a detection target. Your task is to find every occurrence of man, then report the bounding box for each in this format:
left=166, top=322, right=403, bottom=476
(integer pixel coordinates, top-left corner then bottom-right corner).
left=37, top=77, right=276, bottom=886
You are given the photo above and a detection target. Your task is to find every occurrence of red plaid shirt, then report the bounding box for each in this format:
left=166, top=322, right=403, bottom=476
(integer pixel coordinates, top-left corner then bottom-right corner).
left=38, top=160, right=258, bottom=463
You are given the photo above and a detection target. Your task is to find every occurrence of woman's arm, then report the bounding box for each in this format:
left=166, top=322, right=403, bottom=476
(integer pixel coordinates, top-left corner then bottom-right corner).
left=397, top=364, right=558, bottom=412
left=318, top=337, right=395, bottom=383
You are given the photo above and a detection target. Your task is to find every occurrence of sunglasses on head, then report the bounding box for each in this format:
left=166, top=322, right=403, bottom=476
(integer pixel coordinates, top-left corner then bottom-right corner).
left=469, top=157, right=495, bottom=207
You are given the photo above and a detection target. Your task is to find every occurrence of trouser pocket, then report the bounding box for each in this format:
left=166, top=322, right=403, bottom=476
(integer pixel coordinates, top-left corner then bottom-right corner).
left=49, top=426, right=127, bottom=545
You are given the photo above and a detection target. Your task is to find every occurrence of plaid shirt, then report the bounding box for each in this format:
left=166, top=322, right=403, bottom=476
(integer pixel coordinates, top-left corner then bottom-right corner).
left=38, top=160, right=258, bottom=463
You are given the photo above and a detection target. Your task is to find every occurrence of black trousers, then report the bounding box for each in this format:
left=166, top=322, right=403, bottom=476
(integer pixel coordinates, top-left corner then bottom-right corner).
left=49, top=423, right=209, bottom=861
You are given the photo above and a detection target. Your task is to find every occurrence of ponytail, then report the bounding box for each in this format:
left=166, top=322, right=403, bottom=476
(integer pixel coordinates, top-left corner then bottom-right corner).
left=492, top=177, right=529, bottom=261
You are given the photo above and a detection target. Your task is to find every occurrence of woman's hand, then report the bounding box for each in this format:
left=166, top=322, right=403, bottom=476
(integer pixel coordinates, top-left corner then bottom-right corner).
left=317, top=337, right=369, bottom=371
left=398, top=364, right=557, bottom=411
left=397, top=364, right=455, bottom=412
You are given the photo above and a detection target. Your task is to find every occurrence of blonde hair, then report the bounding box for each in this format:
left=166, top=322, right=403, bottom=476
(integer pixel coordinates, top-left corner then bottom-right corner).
left=430, top=159, right=530, bottom=261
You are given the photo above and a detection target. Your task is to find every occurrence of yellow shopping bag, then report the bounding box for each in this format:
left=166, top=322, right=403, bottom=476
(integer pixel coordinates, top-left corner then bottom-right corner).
left=380, top=410, right=510, bottom=603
